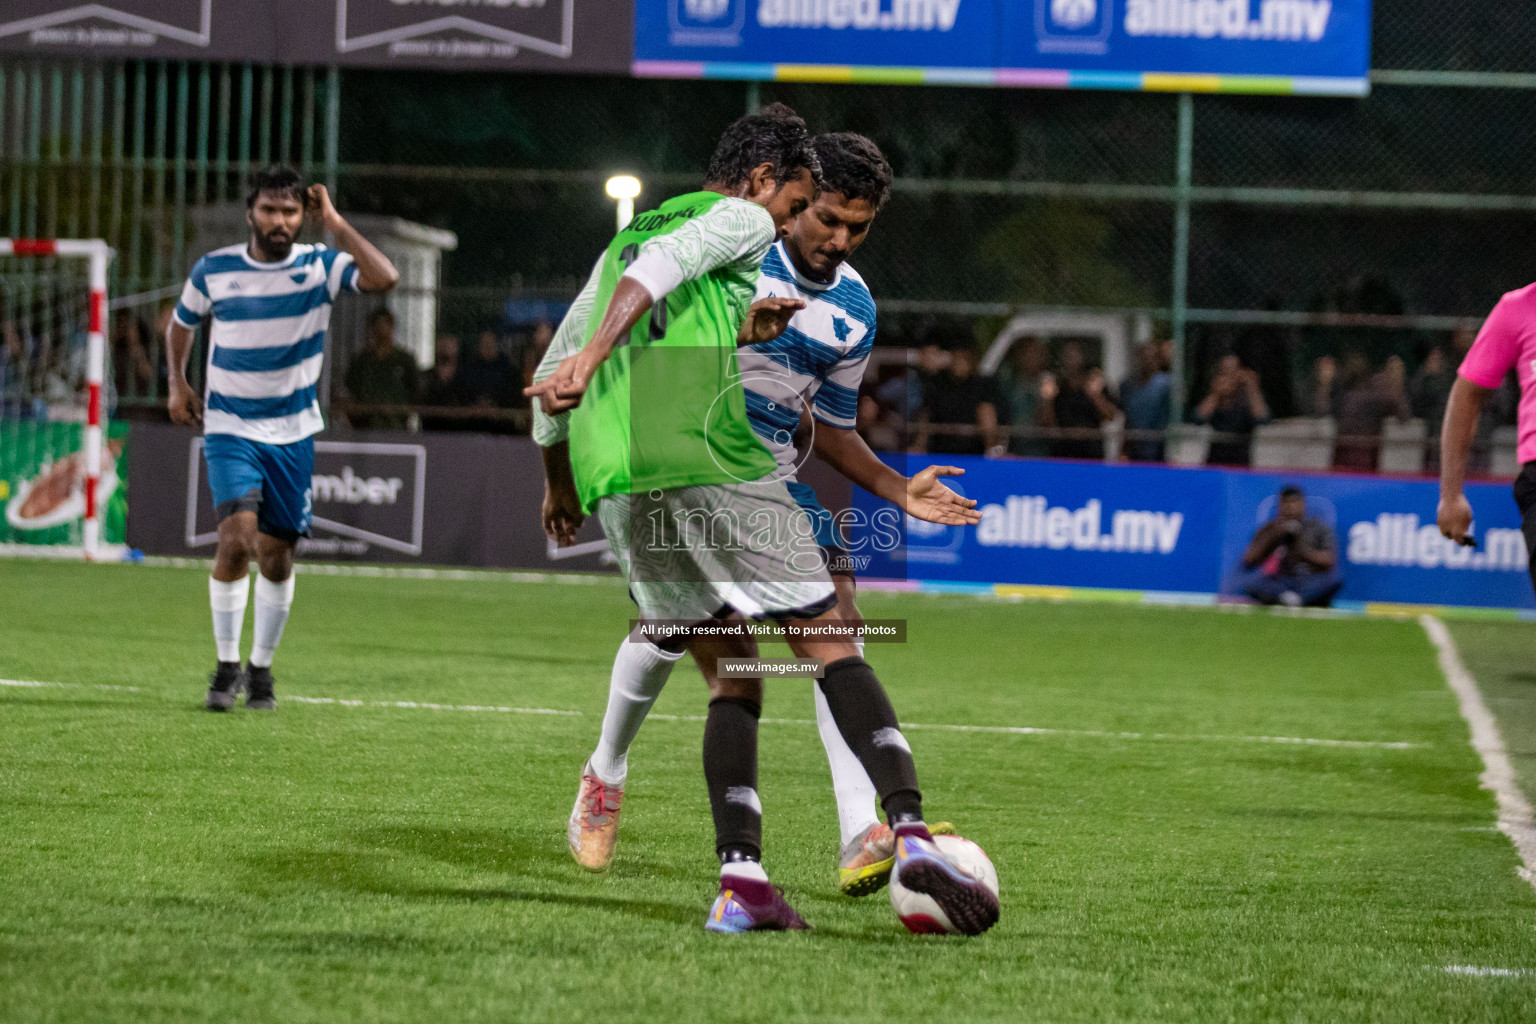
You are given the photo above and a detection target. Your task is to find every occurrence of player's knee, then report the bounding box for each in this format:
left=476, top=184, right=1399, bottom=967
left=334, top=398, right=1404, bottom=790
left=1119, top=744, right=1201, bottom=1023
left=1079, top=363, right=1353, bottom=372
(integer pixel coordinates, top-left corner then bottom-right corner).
left=215, top=529, right=255, bottom=568
left=707, top=675, right=763, bottom=705
left=256, top=538, right=295, bottom=581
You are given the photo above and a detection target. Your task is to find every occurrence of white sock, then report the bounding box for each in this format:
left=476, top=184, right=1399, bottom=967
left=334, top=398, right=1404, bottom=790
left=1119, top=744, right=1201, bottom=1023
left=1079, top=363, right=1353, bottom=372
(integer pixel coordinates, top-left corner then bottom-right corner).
left=249, top=573, right=295, bottom=668
left=589, top=635, right=684, bottom=786
left=814, top=677, right=882, bottom=849
left=209, top=575, right=250, bottom=663
left=720, top=859, right=769, bottom=882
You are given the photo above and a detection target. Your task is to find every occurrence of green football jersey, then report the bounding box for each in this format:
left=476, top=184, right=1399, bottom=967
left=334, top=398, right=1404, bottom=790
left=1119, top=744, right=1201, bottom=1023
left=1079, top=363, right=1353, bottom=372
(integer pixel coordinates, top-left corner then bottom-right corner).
left=554, top=191, right=779, bottom=512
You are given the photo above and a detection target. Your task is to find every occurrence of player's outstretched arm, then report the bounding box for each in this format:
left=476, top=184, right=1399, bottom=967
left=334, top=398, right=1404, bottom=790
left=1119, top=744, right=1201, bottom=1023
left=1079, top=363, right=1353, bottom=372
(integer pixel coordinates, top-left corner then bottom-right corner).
left=1437, top=376, right=1489, bottom=543
left=307, top=184, right=398, bottom=294
left=814, top=423, right=982, bottom=526
left=525, top=277, right=653, bottom=414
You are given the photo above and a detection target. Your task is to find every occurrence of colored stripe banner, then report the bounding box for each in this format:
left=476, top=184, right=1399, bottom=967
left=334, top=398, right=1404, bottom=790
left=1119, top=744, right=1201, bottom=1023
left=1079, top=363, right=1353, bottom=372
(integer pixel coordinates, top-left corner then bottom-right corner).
left=631, top=60, right=1369, bottom=95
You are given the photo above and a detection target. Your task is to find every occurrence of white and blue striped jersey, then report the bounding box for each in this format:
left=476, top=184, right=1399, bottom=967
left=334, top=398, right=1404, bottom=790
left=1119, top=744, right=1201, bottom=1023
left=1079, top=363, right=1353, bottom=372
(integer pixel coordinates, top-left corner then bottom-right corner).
left=173, top=242, right=361, bottom=445
left=736, top=241, right=876, bottom=475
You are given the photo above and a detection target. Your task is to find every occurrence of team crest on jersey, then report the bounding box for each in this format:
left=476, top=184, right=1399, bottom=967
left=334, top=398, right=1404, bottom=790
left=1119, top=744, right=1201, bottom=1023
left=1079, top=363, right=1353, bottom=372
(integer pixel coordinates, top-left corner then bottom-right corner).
left=832, top=316, right=851, bottom=342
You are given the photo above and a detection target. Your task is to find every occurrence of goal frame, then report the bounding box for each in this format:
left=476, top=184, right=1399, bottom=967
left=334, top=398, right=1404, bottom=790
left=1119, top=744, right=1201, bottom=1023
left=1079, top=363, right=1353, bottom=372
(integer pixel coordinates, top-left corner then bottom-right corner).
left=0, top=238, right=112, bottom=560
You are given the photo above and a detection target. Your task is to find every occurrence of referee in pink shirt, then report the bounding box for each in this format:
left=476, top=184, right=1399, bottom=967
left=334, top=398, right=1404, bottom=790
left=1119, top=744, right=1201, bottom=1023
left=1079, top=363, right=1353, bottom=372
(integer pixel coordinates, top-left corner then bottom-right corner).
left=1438, top=283, right=1536, bottom=592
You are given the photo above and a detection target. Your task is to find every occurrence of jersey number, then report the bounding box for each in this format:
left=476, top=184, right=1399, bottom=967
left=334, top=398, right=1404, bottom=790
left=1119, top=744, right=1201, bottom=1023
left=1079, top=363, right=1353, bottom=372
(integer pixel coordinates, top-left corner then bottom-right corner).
left=619, top=244, right=668, bottom=343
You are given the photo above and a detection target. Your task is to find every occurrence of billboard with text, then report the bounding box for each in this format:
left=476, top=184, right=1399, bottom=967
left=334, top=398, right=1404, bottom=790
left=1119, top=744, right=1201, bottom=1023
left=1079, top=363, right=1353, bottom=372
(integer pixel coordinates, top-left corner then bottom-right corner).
left=0, top=0, right=632, bottom=73
left=853, top=456, right=1533, bottom=611
left=634, top=0, right=1371, bottom=94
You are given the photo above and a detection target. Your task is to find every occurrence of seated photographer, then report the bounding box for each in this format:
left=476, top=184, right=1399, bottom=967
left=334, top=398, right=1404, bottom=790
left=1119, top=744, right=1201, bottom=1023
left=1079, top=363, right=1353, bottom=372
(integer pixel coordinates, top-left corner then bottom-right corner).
left=1234, top=485, right=1343, bottom=608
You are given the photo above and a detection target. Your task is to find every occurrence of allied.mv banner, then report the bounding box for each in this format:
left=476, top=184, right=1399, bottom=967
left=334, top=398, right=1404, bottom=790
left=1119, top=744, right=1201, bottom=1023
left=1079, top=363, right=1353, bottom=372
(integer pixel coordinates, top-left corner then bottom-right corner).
left=634, top=0, right=1372, bottom=94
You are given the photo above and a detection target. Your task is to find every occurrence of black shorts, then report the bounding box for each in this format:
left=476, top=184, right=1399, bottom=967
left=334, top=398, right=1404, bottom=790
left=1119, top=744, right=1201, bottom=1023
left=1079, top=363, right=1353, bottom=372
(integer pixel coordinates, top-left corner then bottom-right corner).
left=821, top=544, right=858, bottom=579
left=1512, top=462, right=1536, bottom=591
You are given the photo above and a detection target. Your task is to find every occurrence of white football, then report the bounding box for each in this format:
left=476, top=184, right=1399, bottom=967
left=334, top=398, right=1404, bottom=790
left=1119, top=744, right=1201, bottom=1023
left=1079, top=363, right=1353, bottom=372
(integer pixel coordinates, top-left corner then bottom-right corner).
left=890, top=834, right=1000, bottom=935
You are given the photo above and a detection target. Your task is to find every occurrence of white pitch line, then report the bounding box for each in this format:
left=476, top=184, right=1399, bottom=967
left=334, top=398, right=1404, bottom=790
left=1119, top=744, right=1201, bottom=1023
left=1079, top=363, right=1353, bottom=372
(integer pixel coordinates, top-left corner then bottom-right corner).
left=1421, top=615, right=1536, bottom=892
left=647, top=714, right=1413, bottom=748
left=140, top=556, right=620, bottom=587
left=0, top=678, right=1415, bottom=749
left=0, top=679, right=141, bottom=692
left=284, top=694, right=579, bottom=716
left=1439, top=965, right=1536, bottom=978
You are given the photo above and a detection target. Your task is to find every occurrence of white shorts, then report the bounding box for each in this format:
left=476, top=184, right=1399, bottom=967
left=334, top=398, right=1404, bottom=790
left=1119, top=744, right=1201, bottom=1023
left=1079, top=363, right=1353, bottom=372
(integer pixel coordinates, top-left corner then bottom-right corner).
left=595, top=478, right=837, bottom=624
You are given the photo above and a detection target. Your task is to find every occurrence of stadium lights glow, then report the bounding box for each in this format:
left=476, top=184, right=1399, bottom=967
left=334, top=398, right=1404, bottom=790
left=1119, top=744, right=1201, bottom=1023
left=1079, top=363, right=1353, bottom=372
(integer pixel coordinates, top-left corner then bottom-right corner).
left=605, top=175, right=642, bottom=232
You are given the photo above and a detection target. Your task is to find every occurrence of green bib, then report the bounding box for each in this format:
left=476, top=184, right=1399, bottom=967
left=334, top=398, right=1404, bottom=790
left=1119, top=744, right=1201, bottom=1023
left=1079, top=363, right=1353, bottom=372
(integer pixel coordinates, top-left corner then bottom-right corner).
left=568, top=191, right=776, bottom=512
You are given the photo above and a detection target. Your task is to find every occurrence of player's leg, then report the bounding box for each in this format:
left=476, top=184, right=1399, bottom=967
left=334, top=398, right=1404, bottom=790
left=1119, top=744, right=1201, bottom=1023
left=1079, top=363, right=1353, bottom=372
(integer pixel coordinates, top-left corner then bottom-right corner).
left=241, top=438, right=314, bottom=710
left=813, top=569, right=955, bottom=895
left=784, top=484, right=885, bottom=861
left=202, top=436, right=263, bottom=710
left=569, top=624, right=685, bottom=871
left=568, top=492, right=699, bottom=870
left=784, top=610, right=999, bottom=935
left=693, top=627, right=808, bottom=932
left=589, top=628, right=686, bottom=787
left=812, top=569, right=885, bottom=890
left=1513, top=464, right=1536, bottom=597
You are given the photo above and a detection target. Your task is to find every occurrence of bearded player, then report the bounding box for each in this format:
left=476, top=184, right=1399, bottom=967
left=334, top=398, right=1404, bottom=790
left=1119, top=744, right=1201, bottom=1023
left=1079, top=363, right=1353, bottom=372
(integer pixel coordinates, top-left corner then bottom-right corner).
left=528, top=110, right=999, bottom=934
left=167, top=166, right=398, bottom=710
left=555, top=132, right=981, bottom=899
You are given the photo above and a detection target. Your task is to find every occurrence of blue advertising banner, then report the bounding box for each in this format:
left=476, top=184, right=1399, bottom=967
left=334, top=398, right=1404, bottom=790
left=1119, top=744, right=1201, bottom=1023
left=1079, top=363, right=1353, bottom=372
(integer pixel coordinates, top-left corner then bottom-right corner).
left=850, top=456, right=1534, bottom=611
left=633, top=0, right=1372, bottom=96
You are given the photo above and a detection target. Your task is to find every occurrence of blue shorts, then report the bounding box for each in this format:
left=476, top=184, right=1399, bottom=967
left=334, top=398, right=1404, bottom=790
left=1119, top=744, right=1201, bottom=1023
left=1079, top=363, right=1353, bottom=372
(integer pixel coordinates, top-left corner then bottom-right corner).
left=204, top=433, right=314, bottom=541
left=784, top=479, right=852, bottom=573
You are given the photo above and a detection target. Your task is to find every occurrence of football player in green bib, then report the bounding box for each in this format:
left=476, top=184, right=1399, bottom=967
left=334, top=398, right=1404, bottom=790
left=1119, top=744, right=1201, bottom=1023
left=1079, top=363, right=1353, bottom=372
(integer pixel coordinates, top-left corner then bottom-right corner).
left=527, top=104, right=999, bottom=936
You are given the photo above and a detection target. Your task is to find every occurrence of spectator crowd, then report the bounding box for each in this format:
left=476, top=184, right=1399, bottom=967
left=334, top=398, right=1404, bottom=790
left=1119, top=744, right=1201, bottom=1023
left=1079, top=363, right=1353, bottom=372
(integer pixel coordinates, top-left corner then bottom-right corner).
left=858, top=324, right=1518, bottom=474
left=335, top=313, right=555, bottom=434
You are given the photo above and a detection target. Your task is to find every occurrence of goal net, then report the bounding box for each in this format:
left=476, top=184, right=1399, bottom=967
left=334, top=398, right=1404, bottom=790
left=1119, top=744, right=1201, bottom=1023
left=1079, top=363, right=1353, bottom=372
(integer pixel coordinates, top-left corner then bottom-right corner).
left=0, top=239, right=122, bottom=560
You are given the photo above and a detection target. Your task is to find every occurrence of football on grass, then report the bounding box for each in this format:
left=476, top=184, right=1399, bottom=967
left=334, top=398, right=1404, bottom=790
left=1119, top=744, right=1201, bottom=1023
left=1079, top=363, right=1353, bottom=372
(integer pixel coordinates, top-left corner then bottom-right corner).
left=890, top=834, right=1000, bottom=935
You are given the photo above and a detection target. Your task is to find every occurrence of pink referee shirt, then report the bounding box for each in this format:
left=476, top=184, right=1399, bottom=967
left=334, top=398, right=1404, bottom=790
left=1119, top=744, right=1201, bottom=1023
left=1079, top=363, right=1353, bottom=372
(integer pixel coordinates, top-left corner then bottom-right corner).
left=1459, top=282, right=1536, bottom=466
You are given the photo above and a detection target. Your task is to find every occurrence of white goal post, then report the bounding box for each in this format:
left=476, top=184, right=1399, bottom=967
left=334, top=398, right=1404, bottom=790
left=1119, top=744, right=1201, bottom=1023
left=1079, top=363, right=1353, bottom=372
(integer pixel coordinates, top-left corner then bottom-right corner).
left=0, top=239, right=114, bottom=560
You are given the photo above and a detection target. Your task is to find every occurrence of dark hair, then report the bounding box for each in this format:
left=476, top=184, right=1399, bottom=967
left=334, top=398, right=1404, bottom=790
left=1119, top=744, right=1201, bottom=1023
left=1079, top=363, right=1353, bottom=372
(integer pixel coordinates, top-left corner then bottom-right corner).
left=245, top=165, right=306, bottom=208
left=366, top=307, right=395, bottom=328
left=1280, top=485, right=1304, bottom=499
left=811, top=133, right=893, bottom=211
left=705, top=102, right=821, bottom=192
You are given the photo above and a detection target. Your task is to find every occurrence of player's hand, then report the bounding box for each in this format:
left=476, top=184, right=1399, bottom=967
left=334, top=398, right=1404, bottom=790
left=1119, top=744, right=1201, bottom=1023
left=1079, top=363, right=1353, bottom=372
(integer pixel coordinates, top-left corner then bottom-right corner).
left=737, top=297, right=806, bottom=346
left=904, top=465, right=982, bottom=527
left=1437, top=492, right=1474, bottom=543
left=524, top=347, right=605, bottom=413
left=167, top=379, right=202, bottom=427
left=306, top=184, right=342, bottom=229
left=542, top=482, right=585, bottom=546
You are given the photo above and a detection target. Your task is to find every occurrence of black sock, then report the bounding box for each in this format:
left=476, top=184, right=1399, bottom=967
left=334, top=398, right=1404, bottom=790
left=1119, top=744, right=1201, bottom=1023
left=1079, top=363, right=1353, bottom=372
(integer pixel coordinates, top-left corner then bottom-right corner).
left=818, top=657, right=923, bottom=822
left=704, top=696, right=762, bottom=863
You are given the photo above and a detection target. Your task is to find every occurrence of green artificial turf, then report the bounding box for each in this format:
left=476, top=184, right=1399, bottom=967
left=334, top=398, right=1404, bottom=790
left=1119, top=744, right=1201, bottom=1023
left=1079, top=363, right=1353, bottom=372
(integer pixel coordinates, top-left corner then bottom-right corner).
left=2, top=560, right=1534, bottom=1022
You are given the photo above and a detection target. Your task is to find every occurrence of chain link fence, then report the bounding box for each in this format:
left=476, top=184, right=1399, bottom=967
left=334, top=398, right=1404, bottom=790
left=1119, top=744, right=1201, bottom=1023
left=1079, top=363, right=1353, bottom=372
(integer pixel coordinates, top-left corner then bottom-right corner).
left=1, top=0, right=1533, bottom=467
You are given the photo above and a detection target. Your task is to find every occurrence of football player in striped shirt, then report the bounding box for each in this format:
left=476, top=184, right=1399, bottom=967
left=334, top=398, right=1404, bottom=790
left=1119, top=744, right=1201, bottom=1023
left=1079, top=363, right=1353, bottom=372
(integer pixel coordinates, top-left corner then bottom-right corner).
left=166, top=166, right=398, bottom=710
left=550, top=132, right=983, bottom=905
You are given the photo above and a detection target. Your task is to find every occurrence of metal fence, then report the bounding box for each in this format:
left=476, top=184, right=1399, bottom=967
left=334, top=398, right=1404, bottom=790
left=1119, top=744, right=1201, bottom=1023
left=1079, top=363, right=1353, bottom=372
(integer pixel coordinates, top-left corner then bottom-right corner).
left=1, top=0, right=1533, bottom=438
